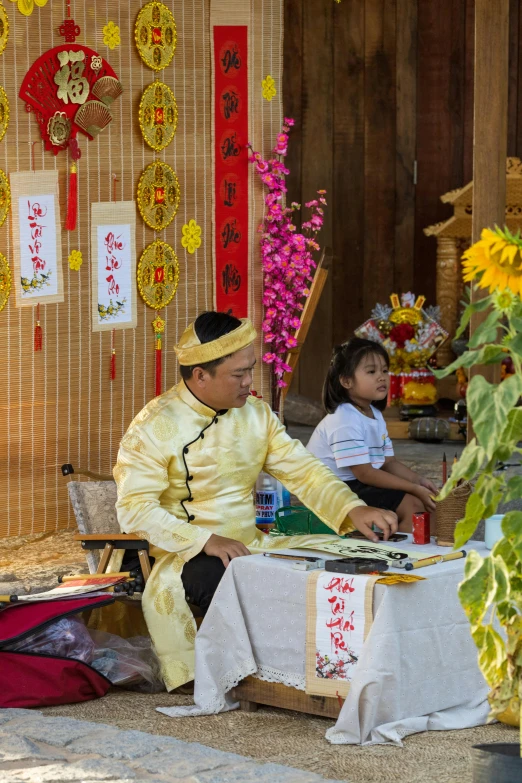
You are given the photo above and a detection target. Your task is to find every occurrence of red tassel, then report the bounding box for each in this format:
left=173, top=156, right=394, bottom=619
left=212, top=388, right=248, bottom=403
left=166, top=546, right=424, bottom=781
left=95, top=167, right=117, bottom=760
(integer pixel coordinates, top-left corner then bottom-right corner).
left=65, top=163, right=77, bottom=231
left=110, top=329, right=116, bottom=380
left=155, top=338, right=162, bottom=397
left=34, top=304, right=42, bottom=351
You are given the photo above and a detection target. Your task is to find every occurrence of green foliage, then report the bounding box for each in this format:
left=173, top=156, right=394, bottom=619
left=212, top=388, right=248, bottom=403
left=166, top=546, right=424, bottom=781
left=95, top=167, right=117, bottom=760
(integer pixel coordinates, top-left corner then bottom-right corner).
left=450, top=282, right=522, bottom=734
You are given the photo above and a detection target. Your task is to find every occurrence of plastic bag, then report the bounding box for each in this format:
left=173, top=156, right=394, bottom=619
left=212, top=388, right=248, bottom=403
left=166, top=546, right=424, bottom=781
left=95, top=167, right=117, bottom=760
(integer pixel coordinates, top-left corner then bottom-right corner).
left=6, top=616, right=165, bottom=693
left=5, top=617, right=95, bottom=663
left=89, top=629, right=164, bottom=693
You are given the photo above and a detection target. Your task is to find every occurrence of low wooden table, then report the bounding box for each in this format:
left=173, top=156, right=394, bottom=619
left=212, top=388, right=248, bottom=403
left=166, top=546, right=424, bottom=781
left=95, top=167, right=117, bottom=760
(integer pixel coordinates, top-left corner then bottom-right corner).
left=231, top=676, right=341, bottom=718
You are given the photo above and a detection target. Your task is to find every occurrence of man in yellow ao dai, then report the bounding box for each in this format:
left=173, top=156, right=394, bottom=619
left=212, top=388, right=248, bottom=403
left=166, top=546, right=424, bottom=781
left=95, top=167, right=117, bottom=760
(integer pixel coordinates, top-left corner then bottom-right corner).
left=114, top=312, right=398, bottom=691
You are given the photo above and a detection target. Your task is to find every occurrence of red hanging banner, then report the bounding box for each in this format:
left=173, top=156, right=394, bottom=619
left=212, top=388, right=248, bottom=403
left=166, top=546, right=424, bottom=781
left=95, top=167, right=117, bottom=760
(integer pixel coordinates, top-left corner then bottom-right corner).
left=213, top=26, right=249, bottom=317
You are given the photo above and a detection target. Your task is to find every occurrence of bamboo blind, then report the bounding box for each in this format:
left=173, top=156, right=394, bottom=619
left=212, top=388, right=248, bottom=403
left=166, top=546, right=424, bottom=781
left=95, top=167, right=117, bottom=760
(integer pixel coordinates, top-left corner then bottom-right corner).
left=0, top=0, right=283, bottom=537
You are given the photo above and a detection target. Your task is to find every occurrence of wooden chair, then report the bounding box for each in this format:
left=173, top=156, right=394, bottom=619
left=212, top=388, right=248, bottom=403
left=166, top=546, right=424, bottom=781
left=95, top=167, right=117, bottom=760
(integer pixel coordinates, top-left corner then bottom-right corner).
left=61, top=463, right=152, bottom=584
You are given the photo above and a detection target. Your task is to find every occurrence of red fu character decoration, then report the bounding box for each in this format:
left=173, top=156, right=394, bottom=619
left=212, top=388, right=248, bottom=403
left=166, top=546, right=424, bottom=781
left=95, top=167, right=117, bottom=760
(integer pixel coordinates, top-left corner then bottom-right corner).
left=20, top=38, right=123, bottom=231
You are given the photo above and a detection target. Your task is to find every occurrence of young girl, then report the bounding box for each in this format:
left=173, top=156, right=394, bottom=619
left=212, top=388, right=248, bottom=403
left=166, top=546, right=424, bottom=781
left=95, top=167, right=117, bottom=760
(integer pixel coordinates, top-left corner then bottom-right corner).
left=307, top=337, right=438, bottom=532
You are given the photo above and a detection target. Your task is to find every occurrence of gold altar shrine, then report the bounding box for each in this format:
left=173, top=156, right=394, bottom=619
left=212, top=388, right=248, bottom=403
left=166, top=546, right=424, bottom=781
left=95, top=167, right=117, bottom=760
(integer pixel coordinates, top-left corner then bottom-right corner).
left=424, top=157, right=522, bottom=366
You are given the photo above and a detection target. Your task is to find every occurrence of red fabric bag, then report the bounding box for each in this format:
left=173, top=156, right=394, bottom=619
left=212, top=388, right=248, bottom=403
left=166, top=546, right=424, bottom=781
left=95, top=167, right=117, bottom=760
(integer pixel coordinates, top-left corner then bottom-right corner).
left=0, top=595, right=114, bottom=708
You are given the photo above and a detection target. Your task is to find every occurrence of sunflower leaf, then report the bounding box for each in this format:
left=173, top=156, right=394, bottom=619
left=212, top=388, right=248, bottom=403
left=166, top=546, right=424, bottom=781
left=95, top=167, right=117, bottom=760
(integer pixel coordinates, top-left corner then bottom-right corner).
left=504, top=475, right=522, bottom=503
left=467, top=374, right=522, bottom=459
left=453, top=493, right=485, bottom=548
left=468, top=309, right=502, bottom=348
left=454, top=295, right=492, bottom=340
left=508, top=331, right=522, bottom=358
left=434, top=344, right=505, bottom=379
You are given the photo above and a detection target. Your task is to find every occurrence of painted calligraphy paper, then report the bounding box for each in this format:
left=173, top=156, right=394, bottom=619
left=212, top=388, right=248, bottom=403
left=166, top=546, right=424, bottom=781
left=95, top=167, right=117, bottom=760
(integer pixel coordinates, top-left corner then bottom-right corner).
left=213, top=26, right=249, bottom=317
left=305, top=571, right=376, bottom=699
left=275, top=536, right=418, bottom=562
left=10, top=170, right=63, bottom=307
left=91, top=202, right=137, bottom=332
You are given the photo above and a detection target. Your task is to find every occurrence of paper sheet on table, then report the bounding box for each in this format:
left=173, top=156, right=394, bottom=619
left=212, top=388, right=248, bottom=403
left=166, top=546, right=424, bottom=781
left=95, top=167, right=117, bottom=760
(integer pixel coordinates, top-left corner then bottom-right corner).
left=279, top=536, right=419, bottom=563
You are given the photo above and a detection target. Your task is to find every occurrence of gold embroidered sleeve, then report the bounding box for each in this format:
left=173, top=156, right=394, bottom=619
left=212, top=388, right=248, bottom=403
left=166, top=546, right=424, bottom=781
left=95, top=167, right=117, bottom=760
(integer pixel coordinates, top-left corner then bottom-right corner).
left=114, top=424, right=211, bottom=558
left=262, top=409, right=366, bottom=535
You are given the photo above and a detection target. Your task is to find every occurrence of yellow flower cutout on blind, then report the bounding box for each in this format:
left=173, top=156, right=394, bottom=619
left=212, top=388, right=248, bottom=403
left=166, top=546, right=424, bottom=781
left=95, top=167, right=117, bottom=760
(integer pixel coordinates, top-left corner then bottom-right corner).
left=7, top=0, right=47, bottom=16
left=68, top=249, right=83, bottom=271
left=181, top=219, right=202, bottom=255
left=262, top=75, right=276, bottom=102
left=103, top=21, right=121, bottom=50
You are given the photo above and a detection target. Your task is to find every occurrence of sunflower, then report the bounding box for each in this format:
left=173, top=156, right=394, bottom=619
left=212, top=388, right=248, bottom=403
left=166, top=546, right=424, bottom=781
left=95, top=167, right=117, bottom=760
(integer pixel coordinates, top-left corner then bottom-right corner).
left=492, top=288, right=516, bottom=315
left=462, top=227, right=522, bottom=297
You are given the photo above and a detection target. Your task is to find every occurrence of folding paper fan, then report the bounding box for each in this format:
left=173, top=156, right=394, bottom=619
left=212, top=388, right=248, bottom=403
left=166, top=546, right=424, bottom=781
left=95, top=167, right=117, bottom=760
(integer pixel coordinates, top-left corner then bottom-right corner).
left=19, top=44, right=123, bottom=153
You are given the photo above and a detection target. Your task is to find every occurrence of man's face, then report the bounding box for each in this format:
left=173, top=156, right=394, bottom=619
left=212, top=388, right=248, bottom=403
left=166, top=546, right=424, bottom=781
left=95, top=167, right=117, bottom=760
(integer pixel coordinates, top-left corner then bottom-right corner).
left=188, top=344, right=256, bottom=410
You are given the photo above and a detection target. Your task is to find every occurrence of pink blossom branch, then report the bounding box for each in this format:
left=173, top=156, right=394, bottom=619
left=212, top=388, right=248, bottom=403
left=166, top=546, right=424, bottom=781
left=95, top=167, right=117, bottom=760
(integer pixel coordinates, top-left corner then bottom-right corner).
left=248, top=118, right=327, bottom=410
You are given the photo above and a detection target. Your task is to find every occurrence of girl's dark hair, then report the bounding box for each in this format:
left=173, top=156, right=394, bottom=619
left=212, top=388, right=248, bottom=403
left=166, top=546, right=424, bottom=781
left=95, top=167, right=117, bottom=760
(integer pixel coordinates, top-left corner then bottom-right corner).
left=323, top=337, right=390, bottom=414
left=180, top=311, right=242, bottom=379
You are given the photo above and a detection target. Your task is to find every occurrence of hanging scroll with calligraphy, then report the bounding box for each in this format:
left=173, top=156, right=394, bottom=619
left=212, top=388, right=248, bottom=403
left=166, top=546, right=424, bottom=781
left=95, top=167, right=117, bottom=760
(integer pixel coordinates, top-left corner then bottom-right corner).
left=213, top=26, right=248, bottom=317
left=10, top=170, right=63, bottom=306
left=91, top=201, right=137, bottom=332
left=305, top=570, right=376, bottom=699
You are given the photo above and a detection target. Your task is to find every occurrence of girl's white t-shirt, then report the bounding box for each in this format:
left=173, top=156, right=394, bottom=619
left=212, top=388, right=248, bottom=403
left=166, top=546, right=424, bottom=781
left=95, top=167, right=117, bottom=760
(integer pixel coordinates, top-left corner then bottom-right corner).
left=307, top=403, right=394, bottom=481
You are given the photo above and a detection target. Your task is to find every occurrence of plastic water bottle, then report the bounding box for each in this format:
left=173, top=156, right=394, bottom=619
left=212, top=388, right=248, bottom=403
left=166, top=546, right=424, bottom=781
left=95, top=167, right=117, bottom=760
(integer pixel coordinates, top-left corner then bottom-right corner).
left=276, top=482, right=291, bottom=511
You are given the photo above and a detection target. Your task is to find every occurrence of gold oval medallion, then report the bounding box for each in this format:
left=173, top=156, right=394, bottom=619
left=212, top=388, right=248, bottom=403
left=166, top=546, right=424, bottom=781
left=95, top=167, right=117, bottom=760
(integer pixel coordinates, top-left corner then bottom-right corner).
left=0, top=169, right=11, bottom=227
left=139, top=81, right=177, bottom=151
left=134, top=2, right=176, bottom=71
left=0, top=252, right=11, bottom=312
left=137, top=239, right=179, bottom=310
left=0, top=5, right=9, bottom=56
left=0, top=86, right=9, bottom=142
left=137, top=161, right=180, bottom=230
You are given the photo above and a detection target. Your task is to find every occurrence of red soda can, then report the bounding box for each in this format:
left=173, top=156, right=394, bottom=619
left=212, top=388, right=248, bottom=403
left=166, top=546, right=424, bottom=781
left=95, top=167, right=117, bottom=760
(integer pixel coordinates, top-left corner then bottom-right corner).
left=412, top=512, right=430, bottom=544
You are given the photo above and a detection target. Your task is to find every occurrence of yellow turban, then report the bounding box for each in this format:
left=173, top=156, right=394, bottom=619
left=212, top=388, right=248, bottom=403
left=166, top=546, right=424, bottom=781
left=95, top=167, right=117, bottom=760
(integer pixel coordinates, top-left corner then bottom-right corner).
left=174, top=318, right=257, bottom=366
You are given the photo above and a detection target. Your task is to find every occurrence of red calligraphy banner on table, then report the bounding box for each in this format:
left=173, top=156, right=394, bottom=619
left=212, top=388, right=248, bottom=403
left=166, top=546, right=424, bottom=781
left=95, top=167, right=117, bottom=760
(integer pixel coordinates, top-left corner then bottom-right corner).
left=213, top=26, right=249, bottom=317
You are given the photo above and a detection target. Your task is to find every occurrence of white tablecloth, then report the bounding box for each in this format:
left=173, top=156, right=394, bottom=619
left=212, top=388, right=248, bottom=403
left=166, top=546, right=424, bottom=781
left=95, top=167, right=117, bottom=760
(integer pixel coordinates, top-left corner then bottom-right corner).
left=159, top=536, right=490, bottom=745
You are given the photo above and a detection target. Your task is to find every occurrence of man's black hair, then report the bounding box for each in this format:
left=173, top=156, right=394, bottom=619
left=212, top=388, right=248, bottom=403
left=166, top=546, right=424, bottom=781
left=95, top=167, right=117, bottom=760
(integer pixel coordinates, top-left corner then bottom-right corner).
left=179, top=311, right=242, bottom=380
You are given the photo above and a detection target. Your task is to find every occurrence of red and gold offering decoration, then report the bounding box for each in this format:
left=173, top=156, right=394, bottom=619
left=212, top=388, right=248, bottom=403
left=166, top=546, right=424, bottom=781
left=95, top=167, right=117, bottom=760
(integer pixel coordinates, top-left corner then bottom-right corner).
left=134, top=1, right=176, bottom=71
left=0, top=167, right=10, bottom=227
left=138, top=81, right=177, bottom=151
left=136, top=161, right=180, bottom=231
left=0, top=251, right=11, bottom=312
left=0, top=86, right=9, bottom=142
left=355, top=292, right=448, bottom=404
left=0, top=4, right=8, bottom=55
left=137, top=240, right=179, bottom=396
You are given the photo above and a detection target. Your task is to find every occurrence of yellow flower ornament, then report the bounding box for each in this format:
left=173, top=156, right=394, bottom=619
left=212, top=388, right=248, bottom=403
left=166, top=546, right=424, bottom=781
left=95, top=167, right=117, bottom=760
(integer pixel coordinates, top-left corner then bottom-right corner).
left=181, top=219, right=202, bottom=254
left=462, top=226, right=522, bottom=298
left=8, top=0, right=47, bottom=16
left=103, top=21, right=121, bottom=50
left=68, top=249, right=83, bottom=271
left=262, top=75, right=276, bottom=102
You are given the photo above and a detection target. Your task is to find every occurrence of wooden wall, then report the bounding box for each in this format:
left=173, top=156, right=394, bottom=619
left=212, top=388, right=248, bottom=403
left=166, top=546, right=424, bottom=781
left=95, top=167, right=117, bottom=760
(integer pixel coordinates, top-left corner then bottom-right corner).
left=284, top=0, right=522, bottom=401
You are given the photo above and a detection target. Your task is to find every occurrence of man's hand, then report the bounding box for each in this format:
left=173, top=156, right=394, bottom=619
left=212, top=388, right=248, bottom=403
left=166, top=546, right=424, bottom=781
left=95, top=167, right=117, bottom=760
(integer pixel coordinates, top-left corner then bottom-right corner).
left=348, top=506, right=398, bottom=542
left=413, top=484, right=437, bottom=513
left=418, top=476, right=439, bottom=495
left=203, top=534, right=251, bottom=568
